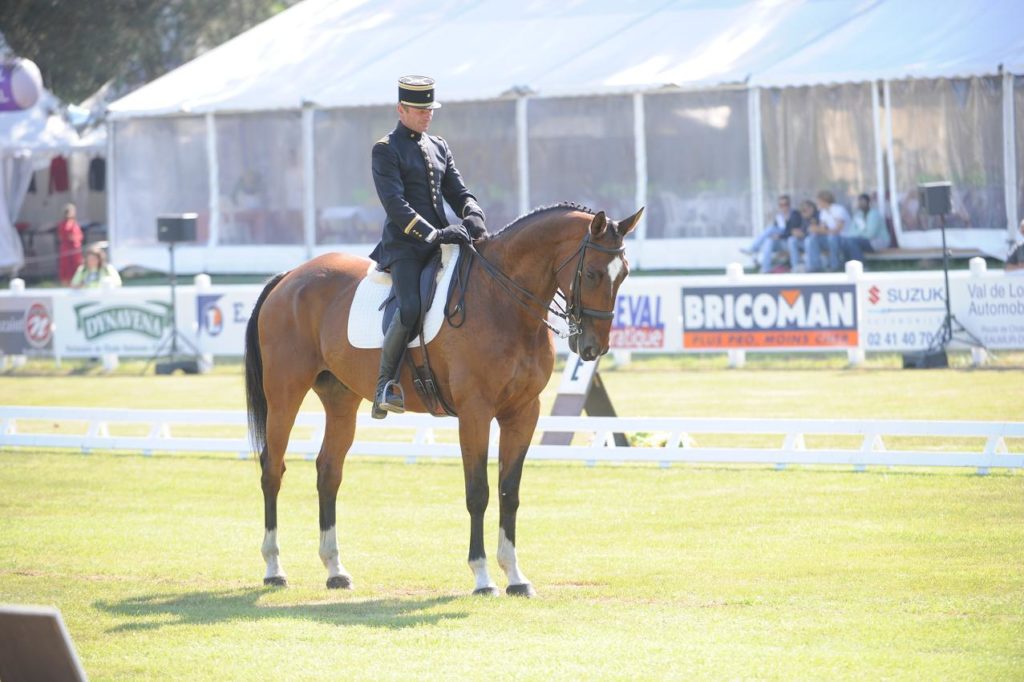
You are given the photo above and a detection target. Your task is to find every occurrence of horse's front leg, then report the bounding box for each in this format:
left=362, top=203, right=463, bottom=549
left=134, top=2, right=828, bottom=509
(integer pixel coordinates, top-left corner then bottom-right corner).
left=458, top=408, right=498, bottom=595
left=496, top=400, right=539, bottom=597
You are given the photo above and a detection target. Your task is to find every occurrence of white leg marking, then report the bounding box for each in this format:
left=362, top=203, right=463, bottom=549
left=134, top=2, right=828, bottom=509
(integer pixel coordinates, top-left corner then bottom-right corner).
left=261, top=529, right=285, bottom=580
left=319, top=526, right=350, bottom=579
left=469, top=557, right=497, bottom=592
left=497, top=527, right=529, bottom=586
left=607, top=255, right=624, bottom=282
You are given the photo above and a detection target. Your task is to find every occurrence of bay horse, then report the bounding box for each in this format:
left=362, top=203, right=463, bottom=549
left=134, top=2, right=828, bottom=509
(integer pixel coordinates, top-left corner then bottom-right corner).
left=244, top=203, right=643, bottom=596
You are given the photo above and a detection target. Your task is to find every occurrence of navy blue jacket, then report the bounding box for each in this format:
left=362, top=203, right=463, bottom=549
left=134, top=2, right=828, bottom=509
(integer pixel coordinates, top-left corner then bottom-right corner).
left=369, top=121, right=483, bottom=267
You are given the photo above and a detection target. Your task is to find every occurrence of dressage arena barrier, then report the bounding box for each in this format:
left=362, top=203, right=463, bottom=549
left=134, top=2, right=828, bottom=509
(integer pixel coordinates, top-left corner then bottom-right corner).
left=1, top=407, right=1021, bottom=474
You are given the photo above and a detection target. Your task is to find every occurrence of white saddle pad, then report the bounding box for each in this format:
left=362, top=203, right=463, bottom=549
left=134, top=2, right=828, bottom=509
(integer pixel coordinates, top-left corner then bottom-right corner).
left=347, top=244, right=461, bottom=349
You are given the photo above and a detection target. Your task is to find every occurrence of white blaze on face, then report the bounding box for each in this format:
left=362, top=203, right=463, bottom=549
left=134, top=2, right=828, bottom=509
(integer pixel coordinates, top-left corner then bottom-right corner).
left=607, top=255, right=625, bottom=282
left=261, top=529, right=285, bottom=580
left=319, top=526, right=349, bottom=579
left=497, top=528, right=529, bottom=586
left=469, top=557, right=496, bottom=592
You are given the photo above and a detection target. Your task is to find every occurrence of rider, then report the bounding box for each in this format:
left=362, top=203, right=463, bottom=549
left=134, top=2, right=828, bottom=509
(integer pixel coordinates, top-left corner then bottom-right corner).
left=369, top=75, right=488, bottom=419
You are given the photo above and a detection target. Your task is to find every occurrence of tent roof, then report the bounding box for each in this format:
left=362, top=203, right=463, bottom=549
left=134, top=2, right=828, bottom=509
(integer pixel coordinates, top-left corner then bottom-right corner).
left=108, top=0, right=1024, bottom=119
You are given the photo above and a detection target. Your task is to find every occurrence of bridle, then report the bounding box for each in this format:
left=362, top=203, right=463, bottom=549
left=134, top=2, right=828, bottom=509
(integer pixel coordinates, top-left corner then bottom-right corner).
left=464, top=231, right=625, bottom=340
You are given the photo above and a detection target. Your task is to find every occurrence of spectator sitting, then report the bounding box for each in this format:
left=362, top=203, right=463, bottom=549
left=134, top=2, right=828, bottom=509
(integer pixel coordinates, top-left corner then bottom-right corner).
left=1006, top=219, right=1024, bottom=272
left=843, top=193, right=891, bottom=262
left=742, top=195, right=802, bottom=272
left=71, top=246, right=122, bottom=289
left=806, top=190, right=851, bottom=272
left=57, top=203, right=83, bottom=286
left=788, top=200, right=819, bottom=273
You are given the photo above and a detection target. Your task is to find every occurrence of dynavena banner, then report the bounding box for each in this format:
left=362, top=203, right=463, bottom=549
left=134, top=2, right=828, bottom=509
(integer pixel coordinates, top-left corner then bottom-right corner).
left=681, top=284, right=858, bottom=349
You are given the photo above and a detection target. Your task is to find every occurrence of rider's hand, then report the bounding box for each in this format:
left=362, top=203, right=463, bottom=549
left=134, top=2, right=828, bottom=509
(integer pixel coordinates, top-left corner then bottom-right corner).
left=463, top=215, right=488, bottom=239
left=438, top=224, right=472, bottom=244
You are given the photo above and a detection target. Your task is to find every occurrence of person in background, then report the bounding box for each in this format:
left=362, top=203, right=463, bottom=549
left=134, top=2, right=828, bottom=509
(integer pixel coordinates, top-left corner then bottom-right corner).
left=71, top=246, right=122, bottom=288
left=843, top=193, right=891, bottom=262
left=806, top=190, right=850, bottom=272
left=787, top=200, right=818, bottom=273
left=1006, top=219, right=1024, bottom=272
left=57, top=203, right=83, bottom=286
left=742, top=194, right=802, bottom=272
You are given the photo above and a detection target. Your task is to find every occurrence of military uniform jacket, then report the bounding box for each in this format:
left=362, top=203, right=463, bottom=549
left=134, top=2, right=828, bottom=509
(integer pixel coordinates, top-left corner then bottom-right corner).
left=369, top=121, right=483, bottom=267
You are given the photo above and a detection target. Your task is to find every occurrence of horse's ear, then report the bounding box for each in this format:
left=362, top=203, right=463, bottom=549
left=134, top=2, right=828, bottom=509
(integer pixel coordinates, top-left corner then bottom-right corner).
left=589, top=211, right=608, bottom=237
left=616, top=207, right=645, bottom=237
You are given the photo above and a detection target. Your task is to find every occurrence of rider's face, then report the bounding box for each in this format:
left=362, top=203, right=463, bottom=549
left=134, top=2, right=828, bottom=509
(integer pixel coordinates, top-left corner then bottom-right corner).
left=398, top=104, right=433, bottom=133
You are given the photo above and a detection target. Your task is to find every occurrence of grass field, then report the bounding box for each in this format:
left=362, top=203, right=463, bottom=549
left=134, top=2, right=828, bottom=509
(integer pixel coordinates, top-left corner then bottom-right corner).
left=1, top=360, right=1023, bottom=680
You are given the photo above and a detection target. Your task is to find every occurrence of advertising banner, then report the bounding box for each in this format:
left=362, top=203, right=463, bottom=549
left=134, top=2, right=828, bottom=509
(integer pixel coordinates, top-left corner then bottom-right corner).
left=0, top=297, right=54, bottom=355
left=610, top=291, right=668, bottom=350
left=681, top=283, right=858, bottom=349
left=194, top=288, right=260, bottom=356
left=959, top=276, right=1024, bottom=349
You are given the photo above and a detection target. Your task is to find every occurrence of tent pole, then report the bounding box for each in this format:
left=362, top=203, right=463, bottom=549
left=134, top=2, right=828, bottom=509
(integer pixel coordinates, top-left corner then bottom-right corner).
left=302, top=105, right=316, bottom=260
left=882, top=80, right=902, bottom=242
left=516, top=96, right=530, bottom=217
left=205, top=113, right=220, bottom=248
left=632, top=92, right=647, bottom=269
left=748, top=87, right=764, bottom=240
left=106, top=119, right=116, bottom=260
left=871, top=81, right=885, bottom=221
left=1003, top=72, right=1018, bottom=243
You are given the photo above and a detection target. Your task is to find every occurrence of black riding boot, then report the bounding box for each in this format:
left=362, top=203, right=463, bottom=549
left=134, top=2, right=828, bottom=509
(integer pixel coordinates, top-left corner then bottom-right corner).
left=372, top=317, right=411, bottom=419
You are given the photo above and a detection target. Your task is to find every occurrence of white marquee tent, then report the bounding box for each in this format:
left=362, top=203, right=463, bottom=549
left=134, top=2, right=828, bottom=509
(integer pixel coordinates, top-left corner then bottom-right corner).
left=106, top=0, right=1024, bottom=273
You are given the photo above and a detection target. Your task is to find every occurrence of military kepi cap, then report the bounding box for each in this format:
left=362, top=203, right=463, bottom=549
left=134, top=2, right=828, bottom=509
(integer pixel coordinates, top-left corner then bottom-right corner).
left=398, top=75, right=441, bottom=109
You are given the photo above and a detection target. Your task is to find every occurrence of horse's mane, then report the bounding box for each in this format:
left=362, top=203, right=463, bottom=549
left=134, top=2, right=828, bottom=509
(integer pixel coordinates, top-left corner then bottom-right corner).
left=491, top=202, right=597, bottom=238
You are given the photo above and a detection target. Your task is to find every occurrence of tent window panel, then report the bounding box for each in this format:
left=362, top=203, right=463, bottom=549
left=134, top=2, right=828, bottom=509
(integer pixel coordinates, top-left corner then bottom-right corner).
left=889, top=77, right=1005, bottom=231
left=644, top=90, right=751, bottom=239
left=527, top=96, right=636, bottom=223
left=760, top=83, right=877, bottom=224
left=313, top=106, right=393, bottom=246
left=113, top=117, right=209, bottom=247
left=1016, top=76, right=1024, bottom=231
left=215, top=113, right=304, bottom=246
left=429, top=100, right=519, bottom=232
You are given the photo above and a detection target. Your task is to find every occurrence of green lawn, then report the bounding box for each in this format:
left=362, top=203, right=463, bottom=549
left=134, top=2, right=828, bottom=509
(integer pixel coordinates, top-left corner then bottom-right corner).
left=1, top=361, right=1023, bottom=679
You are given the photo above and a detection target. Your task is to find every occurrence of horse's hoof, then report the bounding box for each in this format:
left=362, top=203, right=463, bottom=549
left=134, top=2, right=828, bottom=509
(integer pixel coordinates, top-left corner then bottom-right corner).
left=472, top=586, right=500, bottom=597
left=263, top=576, right=288, bottom=587
left=326, top=575, right=353, bottom=590
left=506, top=583, right=536, bottom=598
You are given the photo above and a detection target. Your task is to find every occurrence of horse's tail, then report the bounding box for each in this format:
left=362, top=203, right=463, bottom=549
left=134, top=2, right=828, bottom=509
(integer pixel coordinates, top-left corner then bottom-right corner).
left=245, top=272, right=288, bottom=459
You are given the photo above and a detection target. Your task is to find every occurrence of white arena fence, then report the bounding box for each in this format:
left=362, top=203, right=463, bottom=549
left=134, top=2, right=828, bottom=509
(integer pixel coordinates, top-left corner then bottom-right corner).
left=1, top=407, right=1021, bottom=474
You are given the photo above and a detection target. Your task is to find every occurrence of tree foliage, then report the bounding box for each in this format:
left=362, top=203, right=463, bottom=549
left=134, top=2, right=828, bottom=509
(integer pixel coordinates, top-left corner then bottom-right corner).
left=0, top=0, right=296, bottom=103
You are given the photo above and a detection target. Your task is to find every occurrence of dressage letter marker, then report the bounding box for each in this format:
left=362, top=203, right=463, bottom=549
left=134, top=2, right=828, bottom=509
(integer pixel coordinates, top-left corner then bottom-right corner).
left=542, top=352, right=627, bottom=447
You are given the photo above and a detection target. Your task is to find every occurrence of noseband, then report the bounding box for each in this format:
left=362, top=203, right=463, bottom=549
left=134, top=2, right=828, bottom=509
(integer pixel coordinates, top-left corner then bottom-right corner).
left=468, top=231, right=625, bottom=340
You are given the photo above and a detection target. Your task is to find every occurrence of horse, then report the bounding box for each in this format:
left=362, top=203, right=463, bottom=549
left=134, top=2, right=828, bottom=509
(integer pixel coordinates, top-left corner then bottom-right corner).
left=244, top=203, right=644, bottom=596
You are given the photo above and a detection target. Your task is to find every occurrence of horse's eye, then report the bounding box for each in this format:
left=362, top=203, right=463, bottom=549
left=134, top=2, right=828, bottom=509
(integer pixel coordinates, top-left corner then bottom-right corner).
left=585, top=270, right=599, bottom=282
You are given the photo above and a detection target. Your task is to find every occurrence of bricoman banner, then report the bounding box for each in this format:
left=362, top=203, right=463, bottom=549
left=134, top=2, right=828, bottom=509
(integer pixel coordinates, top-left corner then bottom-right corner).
left=0, top=297, right=54, bottom=355
left=682, top=284, right=858, bottom=349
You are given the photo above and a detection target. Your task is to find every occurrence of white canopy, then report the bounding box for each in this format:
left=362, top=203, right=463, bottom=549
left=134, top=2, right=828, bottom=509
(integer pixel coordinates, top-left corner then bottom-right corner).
left=109, top=0, right=1024, bottom=118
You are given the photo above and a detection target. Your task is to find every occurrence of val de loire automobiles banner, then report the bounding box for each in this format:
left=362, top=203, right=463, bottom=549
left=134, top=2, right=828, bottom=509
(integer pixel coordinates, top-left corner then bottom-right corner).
left=681, top=284, right=858, bottom=350
left=0, top=297, right=54, bottom=355
left=861, top=274, right=1024, bottom=351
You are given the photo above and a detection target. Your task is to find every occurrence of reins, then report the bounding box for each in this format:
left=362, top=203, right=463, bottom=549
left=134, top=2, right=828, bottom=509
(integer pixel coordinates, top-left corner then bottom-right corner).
left=454, top=231, right=625, bottom=340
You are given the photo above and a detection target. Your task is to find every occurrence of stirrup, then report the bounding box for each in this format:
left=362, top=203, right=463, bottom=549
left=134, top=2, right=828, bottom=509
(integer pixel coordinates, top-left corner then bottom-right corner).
left=373, top=379, right=405, bottom=417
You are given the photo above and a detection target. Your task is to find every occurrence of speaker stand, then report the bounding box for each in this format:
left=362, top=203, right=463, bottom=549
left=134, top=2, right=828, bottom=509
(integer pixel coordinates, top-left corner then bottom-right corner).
left=142, top=242, right=201, bottom=375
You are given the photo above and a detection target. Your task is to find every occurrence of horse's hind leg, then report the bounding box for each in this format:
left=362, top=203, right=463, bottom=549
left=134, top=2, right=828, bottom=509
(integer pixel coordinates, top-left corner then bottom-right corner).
left=313, top=371, right=361, bottom=590
left=260, top=373, right=309, bottom=587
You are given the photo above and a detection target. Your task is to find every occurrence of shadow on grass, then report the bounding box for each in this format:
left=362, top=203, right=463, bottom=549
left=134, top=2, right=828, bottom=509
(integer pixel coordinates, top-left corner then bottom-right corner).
left=94, top=587, right=466, bottom=632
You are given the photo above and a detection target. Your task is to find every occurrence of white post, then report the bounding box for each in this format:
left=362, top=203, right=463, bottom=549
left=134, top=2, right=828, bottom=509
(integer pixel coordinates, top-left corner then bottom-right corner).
left=99, top=279, right=119, bottom=373
left=870, top=81, right=886, bottom=219
left=968, top=257, right=989, bottom=367
left=194, top=273, right=215, bottom=373
left=1003, top=73, right=1018, bottom=242
left=515, top=97, right=530, bottom=216
left=747, top=87, right=764, bottom=239
left=205, top=113, right=220, bottom=247
left=725, top=262, right=746, bottom=368
left=845, top=260, right=865, bottom=366
left=105, top=119, right=117, bottom=264
left=632, top=92, right=648, bottom=269
left=301, top=104, right=316, bottom=259
left=882, top=81, right=903, bottom=242
left=8, top=278, right=27, bottom=368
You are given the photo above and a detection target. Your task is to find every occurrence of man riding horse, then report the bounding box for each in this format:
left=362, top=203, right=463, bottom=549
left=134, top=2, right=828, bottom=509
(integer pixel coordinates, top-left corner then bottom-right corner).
left=369, top=75, right=487, bottom=419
